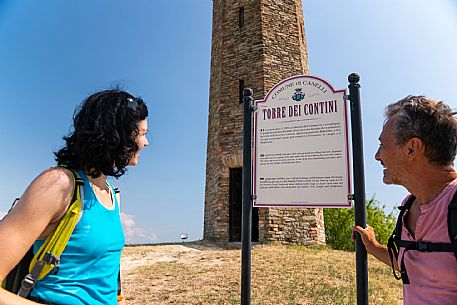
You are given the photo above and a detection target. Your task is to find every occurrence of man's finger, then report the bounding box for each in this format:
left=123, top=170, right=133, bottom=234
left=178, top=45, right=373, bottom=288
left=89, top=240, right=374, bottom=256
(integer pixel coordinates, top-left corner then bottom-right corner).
left=352, top=225, right=364, bottom=233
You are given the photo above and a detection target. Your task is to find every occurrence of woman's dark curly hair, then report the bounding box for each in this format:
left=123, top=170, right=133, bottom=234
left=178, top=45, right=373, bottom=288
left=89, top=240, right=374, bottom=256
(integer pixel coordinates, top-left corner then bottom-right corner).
left=55, top=89, right=148, bottom=178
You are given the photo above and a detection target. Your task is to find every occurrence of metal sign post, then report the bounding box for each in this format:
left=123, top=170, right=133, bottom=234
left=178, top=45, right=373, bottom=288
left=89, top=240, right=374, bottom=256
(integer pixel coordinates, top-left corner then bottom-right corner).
left=241, top=88, right=254, bottom=305
left=348, top=73, right=368, bottom=305
left=240, top=75, right=368, bottom=304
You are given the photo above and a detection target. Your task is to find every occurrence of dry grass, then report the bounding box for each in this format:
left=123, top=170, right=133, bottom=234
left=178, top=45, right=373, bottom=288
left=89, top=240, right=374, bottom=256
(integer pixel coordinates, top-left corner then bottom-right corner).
left=121, top=242, right=402, bottom=305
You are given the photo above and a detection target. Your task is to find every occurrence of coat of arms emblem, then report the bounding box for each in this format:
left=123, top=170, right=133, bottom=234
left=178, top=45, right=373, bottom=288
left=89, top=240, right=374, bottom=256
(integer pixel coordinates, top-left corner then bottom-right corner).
left=292, top=88, right=305, bottom=101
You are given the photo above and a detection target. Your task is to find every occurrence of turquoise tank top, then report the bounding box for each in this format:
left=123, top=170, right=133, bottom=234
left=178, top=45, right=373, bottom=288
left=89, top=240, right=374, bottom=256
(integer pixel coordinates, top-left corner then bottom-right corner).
left=30, top=171, right=125, bottom=305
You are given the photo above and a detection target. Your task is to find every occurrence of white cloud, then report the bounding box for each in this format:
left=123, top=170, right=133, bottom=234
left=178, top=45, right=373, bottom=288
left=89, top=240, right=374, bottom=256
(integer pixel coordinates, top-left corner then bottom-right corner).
left=0, top=211, right=157, bottom=244
left=120, top=212, right=157, bottom=244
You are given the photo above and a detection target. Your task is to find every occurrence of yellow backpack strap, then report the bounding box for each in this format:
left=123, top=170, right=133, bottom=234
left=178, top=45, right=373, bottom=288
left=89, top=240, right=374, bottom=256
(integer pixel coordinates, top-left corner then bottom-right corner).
left=17, top=168, right=84, bottom=298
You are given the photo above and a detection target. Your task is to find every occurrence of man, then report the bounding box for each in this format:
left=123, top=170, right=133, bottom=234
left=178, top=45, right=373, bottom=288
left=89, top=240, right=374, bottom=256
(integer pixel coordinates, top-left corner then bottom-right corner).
left=353, top=96, right=457, bottom=304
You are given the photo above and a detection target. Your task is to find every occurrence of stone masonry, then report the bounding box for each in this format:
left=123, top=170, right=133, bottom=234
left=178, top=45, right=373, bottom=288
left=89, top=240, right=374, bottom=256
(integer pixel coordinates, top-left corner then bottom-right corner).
left=204, top=0, right=325, bottom=245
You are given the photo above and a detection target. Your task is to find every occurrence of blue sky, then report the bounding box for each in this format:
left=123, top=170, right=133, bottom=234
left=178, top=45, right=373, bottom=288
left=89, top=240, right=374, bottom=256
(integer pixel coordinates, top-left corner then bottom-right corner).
left=0, top=0, right=456, bottom=244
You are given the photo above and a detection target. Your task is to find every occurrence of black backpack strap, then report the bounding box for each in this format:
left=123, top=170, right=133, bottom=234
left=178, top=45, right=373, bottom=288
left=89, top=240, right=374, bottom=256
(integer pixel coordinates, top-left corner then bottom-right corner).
left=117, top=269, right=122, bottom=296
left=447, top=190, right=457, bottom=260
left=396, top=240, right=454, bottom=252
left=68, top=171, right=84, bottom=204
left=7, top=198, right=20, bottom=214
left=387, top=195, right=415, bottom=284
left=396, top=238, right=455, bottom=285
left=389, top=190, right=457, bottom=285
left=387, top=235, right=402, bottom=281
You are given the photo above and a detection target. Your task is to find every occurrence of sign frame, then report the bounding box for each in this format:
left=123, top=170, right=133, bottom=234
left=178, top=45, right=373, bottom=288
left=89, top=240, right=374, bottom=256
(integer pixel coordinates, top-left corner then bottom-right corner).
left=252, top=75, right=352, bottom=208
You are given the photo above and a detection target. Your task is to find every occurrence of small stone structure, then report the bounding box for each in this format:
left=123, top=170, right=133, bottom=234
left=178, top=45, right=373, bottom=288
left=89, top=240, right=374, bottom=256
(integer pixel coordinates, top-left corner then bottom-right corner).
left=204, top=0, right=325, bottom=245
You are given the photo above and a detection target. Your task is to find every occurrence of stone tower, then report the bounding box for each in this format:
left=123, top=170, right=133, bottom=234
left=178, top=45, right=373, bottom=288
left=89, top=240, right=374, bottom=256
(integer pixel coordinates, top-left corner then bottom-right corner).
left=204, top=0, right=325, bottom=245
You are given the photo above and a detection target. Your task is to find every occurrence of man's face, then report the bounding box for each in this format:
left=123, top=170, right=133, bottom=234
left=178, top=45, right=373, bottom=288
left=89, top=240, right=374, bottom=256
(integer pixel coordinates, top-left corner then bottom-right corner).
left=375, top=117, right=408, bottom=185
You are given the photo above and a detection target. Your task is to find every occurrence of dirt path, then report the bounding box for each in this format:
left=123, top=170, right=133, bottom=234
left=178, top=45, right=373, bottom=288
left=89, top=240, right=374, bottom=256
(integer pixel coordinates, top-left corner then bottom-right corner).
left=120, top=242, right=239, bottom=304
left=121, top=245, right=198, bottom=272
left=121, top=242, right=234, bottom=272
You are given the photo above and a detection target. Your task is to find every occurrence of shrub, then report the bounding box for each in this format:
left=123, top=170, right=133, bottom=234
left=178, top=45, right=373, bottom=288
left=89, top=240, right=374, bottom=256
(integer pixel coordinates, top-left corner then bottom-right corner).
left=324, top=198, right=397, bottom=251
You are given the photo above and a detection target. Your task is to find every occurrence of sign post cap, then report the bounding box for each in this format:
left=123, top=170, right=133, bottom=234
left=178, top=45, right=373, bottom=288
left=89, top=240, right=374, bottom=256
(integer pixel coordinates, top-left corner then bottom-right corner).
left=243, top=88, right=253, bottom=97
left=348, top=73, right=360, bottom=84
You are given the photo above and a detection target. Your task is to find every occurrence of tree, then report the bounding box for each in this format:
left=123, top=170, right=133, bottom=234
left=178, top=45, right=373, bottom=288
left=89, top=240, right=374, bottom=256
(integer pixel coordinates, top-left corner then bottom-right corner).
left=323, top=198, right=397, bottom=251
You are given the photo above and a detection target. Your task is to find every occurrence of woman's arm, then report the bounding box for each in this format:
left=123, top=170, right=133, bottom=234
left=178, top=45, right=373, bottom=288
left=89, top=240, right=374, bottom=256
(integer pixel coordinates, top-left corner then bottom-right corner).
left=0, top=289, right=45, bottom=305
left=0, top=167, right=74, bottom=304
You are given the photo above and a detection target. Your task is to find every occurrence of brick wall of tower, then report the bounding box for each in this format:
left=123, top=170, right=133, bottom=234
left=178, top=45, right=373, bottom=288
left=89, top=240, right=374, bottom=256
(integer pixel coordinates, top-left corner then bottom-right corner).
left=258, top=0, right=324, bottom=245
left=204, top=0, right=325, bottom=245
left=205, top=0, right=266, bottom=241
left=260, top=0, right=310, bottom=89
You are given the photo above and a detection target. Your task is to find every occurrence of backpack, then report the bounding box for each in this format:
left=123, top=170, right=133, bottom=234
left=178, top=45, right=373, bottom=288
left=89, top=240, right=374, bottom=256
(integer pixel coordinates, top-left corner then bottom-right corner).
left=2, top=167, right=84, bottom=297
left=387, top=190, right=457, bottom=284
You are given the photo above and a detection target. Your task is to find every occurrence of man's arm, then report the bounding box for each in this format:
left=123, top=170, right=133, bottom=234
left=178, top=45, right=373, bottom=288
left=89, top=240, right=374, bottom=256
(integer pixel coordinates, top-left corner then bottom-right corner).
left=352, top=225, right=399, bottom=271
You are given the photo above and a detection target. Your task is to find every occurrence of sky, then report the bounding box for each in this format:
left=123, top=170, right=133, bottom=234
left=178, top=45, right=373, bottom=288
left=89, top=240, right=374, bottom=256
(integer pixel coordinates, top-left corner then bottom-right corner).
left=0, top=0, right=456, bottom=244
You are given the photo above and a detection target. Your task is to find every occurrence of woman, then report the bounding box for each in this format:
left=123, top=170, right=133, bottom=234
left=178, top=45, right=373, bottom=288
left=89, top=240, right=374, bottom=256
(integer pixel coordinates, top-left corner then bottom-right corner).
left=0, top=89, right=149, bottom=304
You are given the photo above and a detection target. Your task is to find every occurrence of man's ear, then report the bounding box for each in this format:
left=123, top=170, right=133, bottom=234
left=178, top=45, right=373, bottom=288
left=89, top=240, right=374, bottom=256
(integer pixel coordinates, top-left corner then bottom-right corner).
left=405, top=137, right=424, bottom=160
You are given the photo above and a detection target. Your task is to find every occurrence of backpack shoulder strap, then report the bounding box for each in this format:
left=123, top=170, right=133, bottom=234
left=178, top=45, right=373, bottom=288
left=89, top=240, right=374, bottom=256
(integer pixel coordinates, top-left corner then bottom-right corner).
left=390, top=195, right=415, bottom=248
left=17, top=167, right=84, bottom=298
left=447, top=189, right=457, bottom=259
left=387, top=195, right=415, bottom=282
left=102, top=182, right=122, bottom=298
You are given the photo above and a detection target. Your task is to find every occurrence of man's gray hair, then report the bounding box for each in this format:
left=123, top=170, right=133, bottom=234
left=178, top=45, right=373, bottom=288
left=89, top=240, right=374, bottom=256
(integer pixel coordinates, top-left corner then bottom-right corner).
left=386, top=95, right=457, bottom=165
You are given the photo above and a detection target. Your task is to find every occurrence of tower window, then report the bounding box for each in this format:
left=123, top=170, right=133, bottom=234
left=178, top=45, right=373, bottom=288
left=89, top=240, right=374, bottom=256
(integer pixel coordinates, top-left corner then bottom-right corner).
left=239, top=79, right=245, bottom=104
left=239, top=7, right=244, bottom=28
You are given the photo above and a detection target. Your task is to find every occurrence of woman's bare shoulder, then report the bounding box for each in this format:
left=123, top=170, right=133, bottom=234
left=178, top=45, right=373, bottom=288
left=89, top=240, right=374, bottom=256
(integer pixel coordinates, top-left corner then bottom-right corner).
left=18, top=167, right=76, bottom=218
left=35, top=167, right=75, bottom=189
left=0, top=167, right=77, bottom=280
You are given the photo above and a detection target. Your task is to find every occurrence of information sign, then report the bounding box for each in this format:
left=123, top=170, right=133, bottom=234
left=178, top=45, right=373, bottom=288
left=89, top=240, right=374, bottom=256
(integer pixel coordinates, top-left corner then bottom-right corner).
left=253, top=75, right=351, bottom=207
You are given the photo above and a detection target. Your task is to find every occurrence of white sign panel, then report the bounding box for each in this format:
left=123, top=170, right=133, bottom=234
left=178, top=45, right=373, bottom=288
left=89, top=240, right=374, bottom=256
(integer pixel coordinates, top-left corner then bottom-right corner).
left=253, top=75, right=351, bottom=208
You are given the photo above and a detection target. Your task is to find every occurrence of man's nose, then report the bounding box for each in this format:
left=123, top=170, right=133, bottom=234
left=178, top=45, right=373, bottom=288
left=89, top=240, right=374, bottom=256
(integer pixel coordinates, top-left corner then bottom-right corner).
left=375, top=148, right=381, bottom=161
